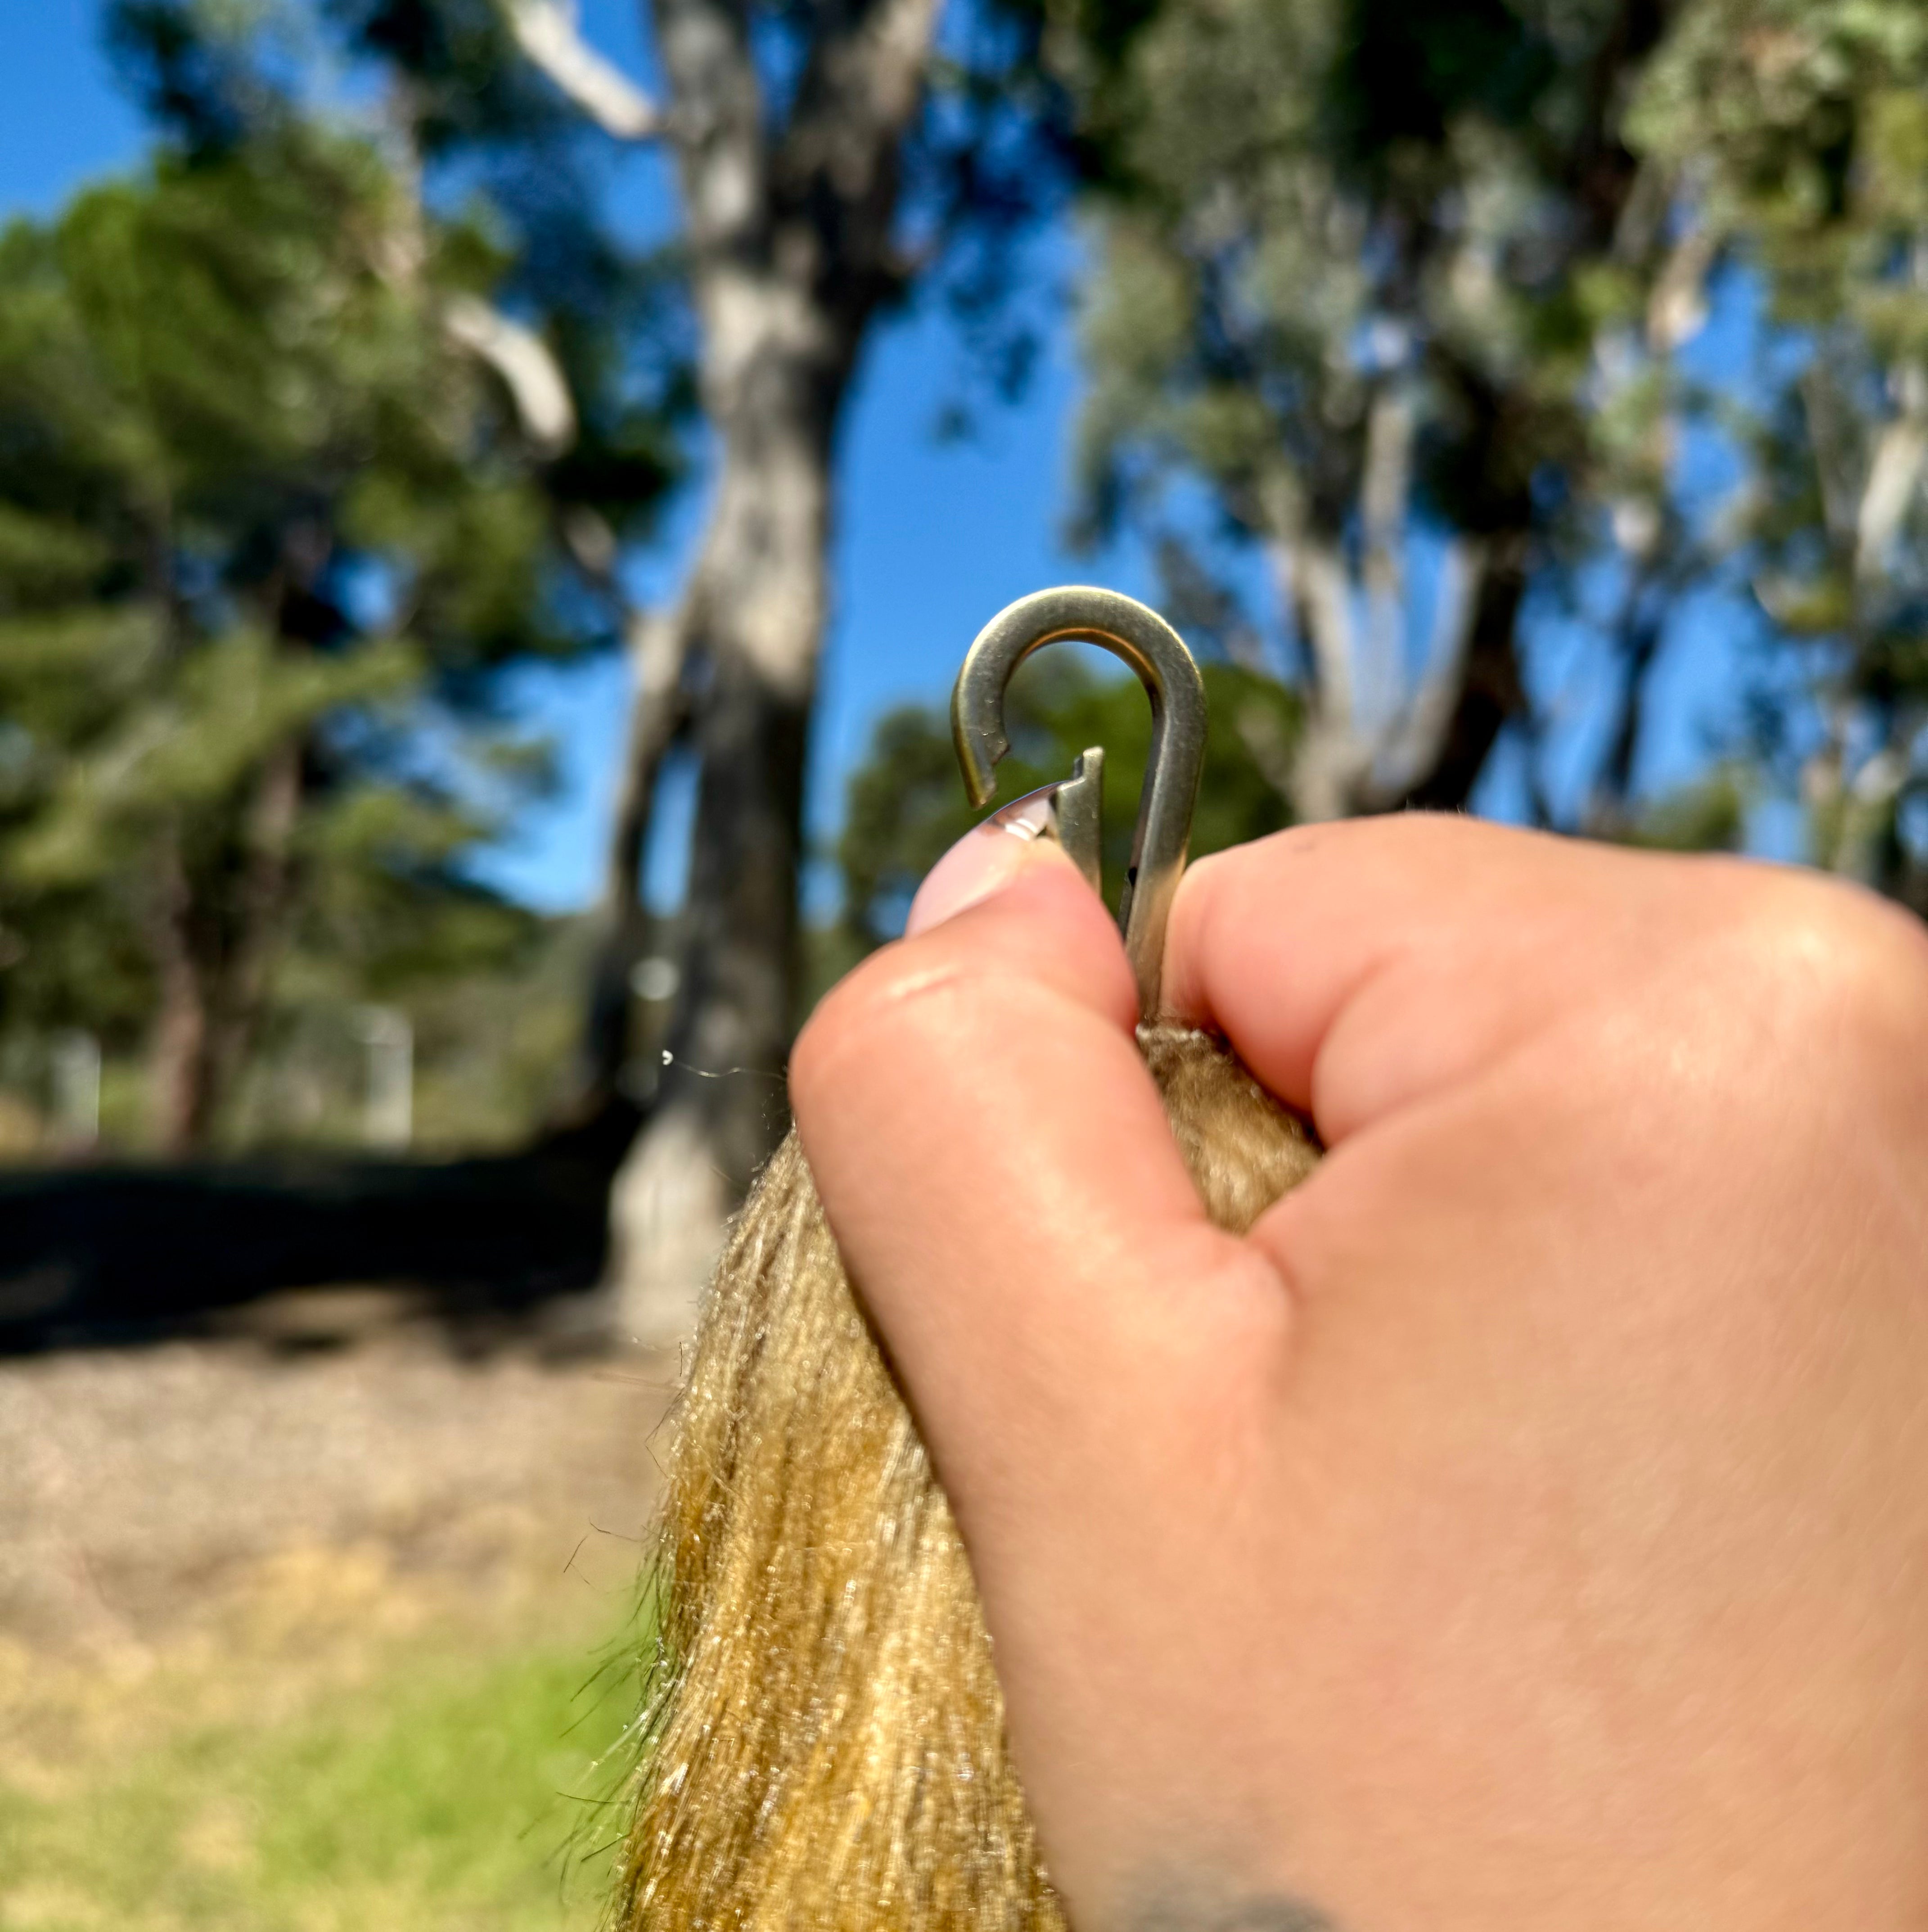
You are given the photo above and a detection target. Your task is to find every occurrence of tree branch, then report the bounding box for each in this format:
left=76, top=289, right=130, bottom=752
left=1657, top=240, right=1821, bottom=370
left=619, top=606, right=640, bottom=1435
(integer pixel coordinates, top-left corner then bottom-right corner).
left=781, top=0, right=940, bottom=186
left=1396, top=532, right=1530, bottom=812
left=1357, top=379, right=1414, bottom=745
left=1372, top=537, right=1485, bottom=806
left=563, top=591, right=699, bottom=1113
left=1283, top=536, right=1369, bottom=823
left=503, top=0, right=661, bottom=140
left=1855, top=365, right=1928, bottom=586
left=441, top=295, right=577, bottom=457
left=1585, top=563, right=1667, bottom=835
left=770, top=0, right=942, bottom=321
left=1646, top=225, right=1715, bottom=355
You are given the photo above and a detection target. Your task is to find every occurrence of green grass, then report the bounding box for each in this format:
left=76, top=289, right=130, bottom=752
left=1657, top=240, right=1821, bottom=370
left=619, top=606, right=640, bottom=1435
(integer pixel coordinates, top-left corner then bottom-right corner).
left=0, top=1627, right=640, bottom=1932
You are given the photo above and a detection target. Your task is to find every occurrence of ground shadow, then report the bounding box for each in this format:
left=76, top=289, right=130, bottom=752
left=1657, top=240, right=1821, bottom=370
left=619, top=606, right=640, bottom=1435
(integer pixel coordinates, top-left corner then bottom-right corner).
left=0, top=1099, right=641, bottom=1351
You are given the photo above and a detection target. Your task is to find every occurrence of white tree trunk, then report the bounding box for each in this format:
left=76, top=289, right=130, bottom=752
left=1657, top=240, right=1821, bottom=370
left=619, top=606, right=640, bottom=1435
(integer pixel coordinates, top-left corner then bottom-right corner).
left=601, top=0, right=937, bottom=1344
left=605, top=325, right=833, bottom=1341
left=474, top=0, right=940, bottom=1340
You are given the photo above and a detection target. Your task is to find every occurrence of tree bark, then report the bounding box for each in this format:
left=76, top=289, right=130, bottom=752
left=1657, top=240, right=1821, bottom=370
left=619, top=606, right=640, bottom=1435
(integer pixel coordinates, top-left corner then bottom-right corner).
left=662, top=645, right=812, bottom=1183
left=605, top=300, right=842, bottom=1339
left=1586, top=569, right=1667, bottom=836
left=603, top=0, right=938, bottom=1340
left=568, top=602, right=693, bottom=1114
left=146, top=729, right=305, bottom=1155
left=205, top=735, right=303, bottom=1114
left=149, top=822, right=215, bottom=1155
left=1378, top=0, right=1675, bottom=813
left=1283, top=533, right=1368, bottom=823
left=1399, top=533, right=1529, bottom=811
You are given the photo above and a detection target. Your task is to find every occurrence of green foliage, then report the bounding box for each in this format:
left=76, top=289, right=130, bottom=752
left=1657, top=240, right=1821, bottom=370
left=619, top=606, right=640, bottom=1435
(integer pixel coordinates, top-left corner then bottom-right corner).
left=1038, top=0, right=1712, bottom=840
left=1625, top=0, right=1928, bottom=898
left=1054, top=0, right=1928, bottom=898
left=0, top=1625, right=629, bottom=1932
left=833, top=654, right=1302, bottom=955
left=1626, top=766, right=1752, bottom=853
left=226, top=910, right=590, bottom=1155
left=0, top=27, right=682, bottom=1144
left=1065, top=0, right=1639, bottom=554
left=0, top=144, right=464, bottom=1072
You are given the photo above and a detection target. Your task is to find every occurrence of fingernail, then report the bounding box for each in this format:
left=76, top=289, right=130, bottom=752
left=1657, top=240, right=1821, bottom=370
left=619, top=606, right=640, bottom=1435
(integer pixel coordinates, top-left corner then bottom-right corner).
left=905, top=794, right=1059, bottom=937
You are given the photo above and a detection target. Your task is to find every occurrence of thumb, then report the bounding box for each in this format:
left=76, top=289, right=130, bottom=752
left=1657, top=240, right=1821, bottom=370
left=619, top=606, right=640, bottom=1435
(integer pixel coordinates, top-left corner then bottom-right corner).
left=789, top=815, right=1293, bottom=1566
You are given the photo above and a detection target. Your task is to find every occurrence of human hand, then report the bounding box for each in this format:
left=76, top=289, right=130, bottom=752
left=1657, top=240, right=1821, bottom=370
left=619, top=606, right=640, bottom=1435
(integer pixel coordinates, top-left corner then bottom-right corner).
left=789, top=815, right=1928, bottom=1932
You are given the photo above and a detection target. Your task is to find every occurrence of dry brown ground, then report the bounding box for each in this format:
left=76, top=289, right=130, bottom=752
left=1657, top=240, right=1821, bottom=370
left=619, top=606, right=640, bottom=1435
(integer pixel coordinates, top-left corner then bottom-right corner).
left=0, top=1294, right=677, bottom=1779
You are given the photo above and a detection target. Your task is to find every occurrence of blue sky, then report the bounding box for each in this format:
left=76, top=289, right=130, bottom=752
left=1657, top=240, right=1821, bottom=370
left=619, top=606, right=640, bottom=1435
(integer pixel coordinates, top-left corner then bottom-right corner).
left=4, top=3, right=1757, bottom=918
left=2, top=1, right=1158, bottom=920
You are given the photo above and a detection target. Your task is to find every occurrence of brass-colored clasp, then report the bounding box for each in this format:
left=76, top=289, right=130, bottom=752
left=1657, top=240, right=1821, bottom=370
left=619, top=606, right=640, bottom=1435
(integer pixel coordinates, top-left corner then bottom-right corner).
left=950, top=585, right=1207, bottom=1018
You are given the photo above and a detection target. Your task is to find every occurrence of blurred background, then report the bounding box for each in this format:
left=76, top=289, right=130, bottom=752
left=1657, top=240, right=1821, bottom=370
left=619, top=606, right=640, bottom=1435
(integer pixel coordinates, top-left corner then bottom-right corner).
left=3, top=0, right=1924, bottom=1923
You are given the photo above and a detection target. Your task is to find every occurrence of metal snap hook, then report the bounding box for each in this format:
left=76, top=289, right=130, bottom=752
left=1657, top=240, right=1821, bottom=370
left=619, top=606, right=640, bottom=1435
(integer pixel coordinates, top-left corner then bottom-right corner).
left=950, top=585, right=1207, bottom=1018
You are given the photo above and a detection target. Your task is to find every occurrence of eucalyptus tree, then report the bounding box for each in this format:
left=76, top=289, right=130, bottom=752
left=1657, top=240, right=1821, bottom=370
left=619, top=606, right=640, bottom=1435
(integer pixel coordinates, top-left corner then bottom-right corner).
left=533, top=0, right=983, bottom=1321
left=331, top=0, right=1075, bottom=1331
left=85, top=0, right=1077, bottom=1318
left=1064, top=0, right=1699, bottom=825
left=1627, top=0, right=1928, bottom=905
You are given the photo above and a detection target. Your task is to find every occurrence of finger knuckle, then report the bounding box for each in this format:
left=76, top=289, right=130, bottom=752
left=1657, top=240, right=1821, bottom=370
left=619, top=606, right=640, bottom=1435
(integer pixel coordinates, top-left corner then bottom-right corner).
left=792, top=943, right=988, bottom=1115
left=1722, top=865, right=1928, bottom=1072
left=790, top=946, right=910, bottom=1108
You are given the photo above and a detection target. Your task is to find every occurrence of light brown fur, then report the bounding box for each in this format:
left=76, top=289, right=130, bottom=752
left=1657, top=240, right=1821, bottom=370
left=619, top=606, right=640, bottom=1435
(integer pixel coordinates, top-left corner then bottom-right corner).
left=614, top=1026, right=1319, bottom=1931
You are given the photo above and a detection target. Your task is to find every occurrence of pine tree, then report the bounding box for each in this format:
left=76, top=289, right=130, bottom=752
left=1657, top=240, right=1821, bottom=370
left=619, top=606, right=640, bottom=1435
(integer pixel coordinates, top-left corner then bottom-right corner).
left=0, top=25, right=678, bottom=1150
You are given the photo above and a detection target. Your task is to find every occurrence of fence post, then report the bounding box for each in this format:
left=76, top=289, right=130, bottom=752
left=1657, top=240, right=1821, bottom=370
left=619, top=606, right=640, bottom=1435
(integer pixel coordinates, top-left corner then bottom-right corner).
left=50, top=1029, right=100, bottom=1151
left=354, top=1007, right=413, bottom=1151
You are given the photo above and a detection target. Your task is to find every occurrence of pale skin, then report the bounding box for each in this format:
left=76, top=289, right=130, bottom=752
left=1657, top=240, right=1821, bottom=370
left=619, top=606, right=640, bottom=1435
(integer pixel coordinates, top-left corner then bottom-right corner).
left=790, top=816, right=1928, bottom=1932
